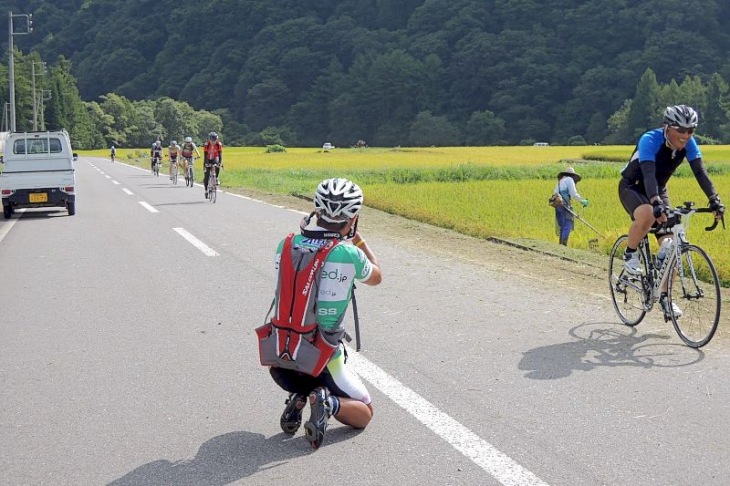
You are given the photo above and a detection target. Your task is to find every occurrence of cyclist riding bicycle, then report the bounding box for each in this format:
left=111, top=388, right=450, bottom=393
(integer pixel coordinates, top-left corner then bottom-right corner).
left=260, top=178, right=382, bottom=449
left=168, top=140, right=181, bottom=180
left=618, top=104, right=725, bottom=318
left=181, top=136, right=200, bottom=175
left=150, top=140, right=163, bottom=172
left=203, top=132, right=223, bottom=198
left=110, top=145, right=116, bottom=162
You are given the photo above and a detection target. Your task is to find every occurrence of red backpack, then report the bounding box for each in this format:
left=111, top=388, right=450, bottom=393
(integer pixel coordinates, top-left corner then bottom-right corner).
left=256, top=234, right=341, bottom=376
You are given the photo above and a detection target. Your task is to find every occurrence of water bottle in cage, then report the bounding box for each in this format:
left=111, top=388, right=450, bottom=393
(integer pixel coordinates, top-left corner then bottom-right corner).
left=656, top=238, right=672, bottom=267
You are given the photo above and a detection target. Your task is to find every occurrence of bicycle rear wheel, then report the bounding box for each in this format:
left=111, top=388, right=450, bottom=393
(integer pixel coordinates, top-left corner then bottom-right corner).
left=608, top=235, right=648, bottom=326
left=173, top=166, right=178, bottom=185
left=209, top=177, right=217, bottom=202
left=668, top=244, right=721, bottom=348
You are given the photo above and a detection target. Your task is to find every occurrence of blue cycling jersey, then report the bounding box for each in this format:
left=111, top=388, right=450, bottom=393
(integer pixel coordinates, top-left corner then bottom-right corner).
left=621, top=128, right=702, bottom=191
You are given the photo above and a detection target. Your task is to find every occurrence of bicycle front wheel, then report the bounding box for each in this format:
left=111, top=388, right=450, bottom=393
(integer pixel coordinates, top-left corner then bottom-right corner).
left=668, top=244, right=721, bottom=348
left=209, top=181, right=217, bottom=203
left=608, top=235, right=648, bottom=326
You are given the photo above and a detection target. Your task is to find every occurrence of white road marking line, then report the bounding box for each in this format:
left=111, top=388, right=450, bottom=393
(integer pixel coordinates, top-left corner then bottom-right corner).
left=122, top=188, right=134, bottom=195
left=139, top=201, right=158, bottom=213
left=0, top=216, right=20, bottom=243
left=112, top=180, right=120, bottom=185
left=347, top=347, right=550, bottom=486
left=172, top=227, right=219, bottom=256
left=81, top=157, right=545, bottom=483
left=105, top=175, right=111, bottom=179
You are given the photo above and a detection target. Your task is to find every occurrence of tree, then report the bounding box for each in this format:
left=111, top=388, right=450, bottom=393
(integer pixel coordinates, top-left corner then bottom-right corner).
left=45, top=57, right=99, bottom=148
left=408, top=111, right=460, bottom=146
left=154, top=97, right=199, bottom=143
left=626, top=68, right=659, bottom=140
left=243, top=78, right=293, bottom=132
left=359, top=50, right=429, bottom=145
left=703, top=73, right=730, bottom=142
left=606, top=99, right=632, bottom=144
left=99, top=93, right=137, bottom=147
left=464, top=110, right=506, bottom=146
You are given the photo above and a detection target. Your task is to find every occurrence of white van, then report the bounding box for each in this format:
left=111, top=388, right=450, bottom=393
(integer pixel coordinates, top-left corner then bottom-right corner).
left=1, top=131, right=78, bottom=219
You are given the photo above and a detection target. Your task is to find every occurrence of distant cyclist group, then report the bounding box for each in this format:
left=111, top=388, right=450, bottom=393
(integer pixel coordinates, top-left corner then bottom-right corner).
left=144, top=132, right=220, bottom=197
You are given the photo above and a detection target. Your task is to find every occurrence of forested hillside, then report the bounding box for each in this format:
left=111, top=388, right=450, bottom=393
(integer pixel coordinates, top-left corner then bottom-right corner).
left=4, top=0, right=730, bottom=148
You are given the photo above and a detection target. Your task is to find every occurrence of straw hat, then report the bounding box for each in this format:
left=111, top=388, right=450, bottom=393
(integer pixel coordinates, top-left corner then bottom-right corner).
left=558, top=167, right=581, bottom=182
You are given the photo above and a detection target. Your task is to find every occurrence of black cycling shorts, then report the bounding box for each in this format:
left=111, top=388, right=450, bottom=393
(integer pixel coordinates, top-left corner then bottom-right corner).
left=618, top=179, right=670, bottom=220
left=618, top=179, right=670, bottom=238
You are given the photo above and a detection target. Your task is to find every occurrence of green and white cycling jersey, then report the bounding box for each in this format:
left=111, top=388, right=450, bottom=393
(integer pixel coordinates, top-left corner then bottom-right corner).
left=274, top=233, right=373, bottom=332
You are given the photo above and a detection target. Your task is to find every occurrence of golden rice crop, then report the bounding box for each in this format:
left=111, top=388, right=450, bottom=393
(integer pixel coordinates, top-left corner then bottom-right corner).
left=79, top=145, right=730, bottom=284
left=364, top=176, right=730, bottom=285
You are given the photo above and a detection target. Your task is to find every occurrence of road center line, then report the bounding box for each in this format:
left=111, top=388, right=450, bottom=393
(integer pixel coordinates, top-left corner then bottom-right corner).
left=112, top=180, right=120, bottom=185
left=139, top=201, right=159, bottom=213
left=122, top=188, right=134, bottom=195
left=173, top=227, right=219, bottom=256
left=347, top=347, right=549, bottom=486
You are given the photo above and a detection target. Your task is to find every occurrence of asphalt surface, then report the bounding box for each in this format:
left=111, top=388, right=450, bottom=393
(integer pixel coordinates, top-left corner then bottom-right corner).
left=1, top=157, right=730, bottom=486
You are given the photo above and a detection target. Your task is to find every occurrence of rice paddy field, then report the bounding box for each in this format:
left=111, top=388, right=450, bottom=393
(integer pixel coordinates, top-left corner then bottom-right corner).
left=84, top=145, right=730, bottom=285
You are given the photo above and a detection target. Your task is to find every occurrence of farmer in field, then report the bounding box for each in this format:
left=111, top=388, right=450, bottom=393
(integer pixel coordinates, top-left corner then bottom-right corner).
left=255, top=178, right=382, bottom=449
left=619, top=104, right=725, bottom=318
left=553, top=167, right=589, bottom=246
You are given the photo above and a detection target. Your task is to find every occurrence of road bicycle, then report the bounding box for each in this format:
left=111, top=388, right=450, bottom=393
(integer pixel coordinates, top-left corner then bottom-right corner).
left=170, top=158, right=179, bottom=185
left=152, top=156, right=161, bottom=177
left=184, top=157, right=195, bottom=187
left=608, top=202, right=724, bottom=348
left=206, top=163, right=219, bottom=203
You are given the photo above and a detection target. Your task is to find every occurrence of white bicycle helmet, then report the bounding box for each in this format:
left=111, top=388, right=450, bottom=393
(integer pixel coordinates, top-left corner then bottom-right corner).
left=170, top=140, right=177, bottom=146
left=314, top=178, right=364, bottom=223
left=663, top=105, right=698, bottom=128
left=184, top=136, right=192, bottom=143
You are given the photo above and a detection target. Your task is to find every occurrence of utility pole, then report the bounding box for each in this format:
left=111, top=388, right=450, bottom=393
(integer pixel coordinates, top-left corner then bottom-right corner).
left=7, top=11, right=33, bottom=132
left=2, top=102, right=8, bottom=132
left=31, top=60, right=46, bottom=131
left=31, top=61, right=37, bottom=130
left=40, top=89, right=51, bottom=130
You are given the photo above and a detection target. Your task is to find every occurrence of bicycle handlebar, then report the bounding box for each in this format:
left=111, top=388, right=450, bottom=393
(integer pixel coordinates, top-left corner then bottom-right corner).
left=665, top=202, right=725, bottom=232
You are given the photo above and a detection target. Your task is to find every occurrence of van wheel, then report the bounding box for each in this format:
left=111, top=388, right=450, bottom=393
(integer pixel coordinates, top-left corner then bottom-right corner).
left=3, top=205, right=11, bottom=220
left=67, top=201, right=76, bottom=216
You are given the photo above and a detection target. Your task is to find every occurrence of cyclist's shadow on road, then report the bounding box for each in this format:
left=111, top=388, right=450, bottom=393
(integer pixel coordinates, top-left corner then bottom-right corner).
left=519, top=321, right=704, bottom=380
left=107, top=427, right=363, bottom=486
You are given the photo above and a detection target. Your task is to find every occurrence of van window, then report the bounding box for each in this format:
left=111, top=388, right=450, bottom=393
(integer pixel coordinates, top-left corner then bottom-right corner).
left=13, top=138, right=63, bottom=154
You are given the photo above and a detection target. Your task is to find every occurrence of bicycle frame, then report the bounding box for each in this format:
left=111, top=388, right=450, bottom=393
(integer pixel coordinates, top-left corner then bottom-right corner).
left=609, top=201, right=723, bottom=347
left=634, top=203, right=719, bottom=310
left=206, top=163, right=219, bottom=202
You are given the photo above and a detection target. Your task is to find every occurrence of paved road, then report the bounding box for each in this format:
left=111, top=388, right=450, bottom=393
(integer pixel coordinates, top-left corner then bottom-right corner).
left=1, top=158, right=730, bottom=486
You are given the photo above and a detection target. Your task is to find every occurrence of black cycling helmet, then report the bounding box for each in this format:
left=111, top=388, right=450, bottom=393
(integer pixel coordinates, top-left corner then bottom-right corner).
left=209, top=132, right=218, bottom=141
left=663, top=105, right=698, bottom=128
